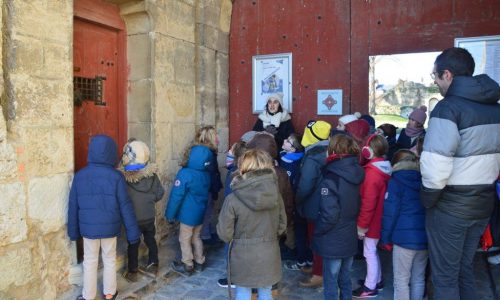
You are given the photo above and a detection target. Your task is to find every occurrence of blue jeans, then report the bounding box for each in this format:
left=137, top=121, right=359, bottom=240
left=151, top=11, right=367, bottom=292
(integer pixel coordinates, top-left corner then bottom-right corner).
left=426, top=207, right=489, bottom=300
left=235, top=286, right=272, bottom=300
left=323, top=256, right=352, bottom=300
left=323, top=256, right=353, bottom=300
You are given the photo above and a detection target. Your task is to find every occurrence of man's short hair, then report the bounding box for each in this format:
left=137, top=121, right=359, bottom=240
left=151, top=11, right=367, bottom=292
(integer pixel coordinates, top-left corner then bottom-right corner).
left=435, top=47, right=475, bottom=78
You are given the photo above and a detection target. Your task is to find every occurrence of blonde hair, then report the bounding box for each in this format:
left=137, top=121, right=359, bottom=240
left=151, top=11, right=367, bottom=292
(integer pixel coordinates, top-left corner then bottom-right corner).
left=238, top=149, right=274, bottom=175
left=196, top=125, right=217, bottom=151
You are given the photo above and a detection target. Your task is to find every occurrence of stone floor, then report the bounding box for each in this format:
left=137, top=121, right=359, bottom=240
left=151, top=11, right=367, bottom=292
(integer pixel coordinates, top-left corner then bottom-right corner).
left=60, top=234, right=500, bottom=300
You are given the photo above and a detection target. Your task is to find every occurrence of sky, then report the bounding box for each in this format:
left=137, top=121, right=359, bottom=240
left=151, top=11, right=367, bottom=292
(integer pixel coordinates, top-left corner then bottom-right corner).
left=371, top=51, right=441, bottom=87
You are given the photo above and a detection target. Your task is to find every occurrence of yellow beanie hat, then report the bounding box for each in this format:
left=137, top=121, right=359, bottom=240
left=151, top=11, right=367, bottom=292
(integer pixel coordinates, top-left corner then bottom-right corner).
left=301, top=120, right=332, bottom=147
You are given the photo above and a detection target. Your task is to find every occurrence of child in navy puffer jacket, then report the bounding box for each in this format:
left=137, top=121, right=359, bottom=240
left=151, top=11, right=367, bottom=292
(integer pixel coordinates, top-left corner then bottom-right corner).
left=68, top=135, right=140, bottom=300
left=381, top=150, right=428, bottom=300
left=165, top=144, right=213, bottom=276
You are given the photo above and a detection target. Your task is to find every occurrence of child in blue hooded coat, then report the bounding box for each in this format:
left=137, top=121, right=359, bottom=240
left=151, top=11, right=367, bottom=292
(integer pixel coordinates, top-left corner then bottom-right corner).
left=165, top=144, right=213, bottom=276
left=381, top=150, right=428, bottom=300
left=68, top=135, right=140, bottom=300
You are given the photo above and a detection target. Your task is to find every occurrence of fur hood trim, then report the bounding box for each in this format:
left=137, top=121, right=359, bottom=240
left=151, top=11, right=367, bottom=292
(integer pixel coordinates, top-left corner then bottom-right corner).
left=392, top=160, right=419, bottom=172
left=120, top=163, right=158, bottom=183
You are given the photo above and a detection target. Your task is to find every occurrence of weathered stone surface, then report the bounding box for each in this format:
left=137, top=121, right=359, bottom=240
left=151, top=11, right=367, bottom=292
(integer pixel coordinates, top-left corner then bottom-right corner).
left=198, top=46, right=217, bottom=90
left=128, top=79, right=153, bottom=123
left=0, top=142, right=16, bottom=179
left=162, top=82, right=196, bottom=120
left=22, top=127, right=73, bottom=176
left=0, top=183, right=27, bottom=246
left=122, top=11, right=151, bottom=34
left=172, top=41, right=196, bottom=84
left=9, top=1, right=71, bottom=44
left=197, top=88, right=216, bottom=126
left=0, top=246, right=32, bottom=290
left=128, top=34, right=152, bottom=81
left=28, top=174, right=71, bottom=234
left=219, top=0, right=232, bottom=33
left=9, top=75, right=73, bottom=127
left=154, top=122, right=172, bottom=165
left=170, top=123, right=195, bottom=160
left=154, top=4, right=195, bottom=43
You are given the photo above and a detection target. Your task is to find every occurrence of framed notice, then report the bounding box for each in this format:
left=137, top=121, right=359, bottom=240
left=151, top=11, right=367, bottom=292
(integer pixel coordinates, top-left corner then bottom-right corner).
left=252, top=53, right=292, bottom=113
left=317, top=89, right=342, bottom=115
left=455, top=35, right=500, bottom=84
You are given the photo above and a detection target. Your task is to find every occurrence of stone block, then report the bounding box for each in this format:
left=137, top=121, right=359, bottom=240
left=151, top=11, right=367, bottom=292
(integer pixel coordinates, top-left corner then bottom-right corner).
left=219, top=0, right=232, bottom=33
left=10, top=37, right=43, bottom=75
left=197, top=47, right=216, bottom=89
left=9, top=75, right=73, bottom=127
left=0, top=182, right=27, bottom=247
left=22, top=127, right=73, bottom=176
left=128, top=34, right=151, bottom=81
left=161, top=82, right=196, bottom=121
left=197, top=24, right=228, bottom=53
left=123, top=11, right=151, bottom=35
left=0, top=247, right=32, bottom=290
left=11, top=1, right=71, bottom=43
left=154, top=4, right=194, bottom=43
left=42, top=43, right=71, bottom=80
left=216, top=52, right=229, bottom=94
left=197, top=88, right=216, bottom=126
left=196, top=2, right=220, bottom=29
left=0, top=107, right=6, bottom=143
left=128, top=79, right=153, bottom=123
left=153, top=122, right=172, bottom=165
left=0, top=143, right=17, bottom=179
left=173, top=41, right=195, bottom=84
left=170, top=123, right=195, bottom=160
left=28, top=174, right=71, bottom=234
left=217, top=126, right=229, bottom=155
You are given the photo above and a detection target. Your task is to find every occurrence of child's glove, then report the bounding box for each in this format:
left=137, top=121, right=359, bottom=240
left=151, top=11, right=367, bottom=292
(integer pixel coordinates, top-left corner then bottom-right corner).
left=379, top=243, right=393, bottom=252
left=357, top=226, right=368, bottom=239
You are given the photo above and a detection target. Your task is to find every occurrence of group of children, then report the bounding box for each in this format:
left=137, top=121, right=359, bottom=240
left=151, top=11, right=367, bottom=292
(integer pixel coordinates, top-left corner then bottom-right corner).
left=67, top=100, right=431, bottom=300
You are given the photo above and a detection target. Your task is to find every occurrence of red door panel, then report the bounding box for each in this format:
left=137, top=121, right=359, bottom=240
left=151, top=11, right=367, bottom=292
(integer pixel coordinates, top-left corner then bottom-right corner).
left=73, top=18, right=121, bottom=171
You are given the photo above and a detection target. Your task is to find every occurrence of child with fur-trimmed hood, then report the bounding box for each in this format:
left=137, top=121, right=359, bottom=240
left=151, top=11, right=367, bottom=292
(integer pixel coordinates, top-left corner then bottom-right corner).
left=119, top=139, right=165, bottom=281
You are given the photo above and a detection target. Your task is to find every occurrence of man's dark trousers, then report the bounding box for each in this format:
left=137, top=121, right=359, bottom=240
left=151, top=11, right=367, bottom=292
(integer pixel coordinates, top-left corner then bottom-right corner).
left=426, top=207, right=488, bottom=300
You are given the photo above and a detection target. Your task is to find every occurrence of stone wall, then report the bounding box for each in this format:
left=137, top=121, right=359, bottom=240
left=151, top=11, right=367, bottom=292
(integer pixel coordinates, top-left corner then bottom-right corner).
left=0, top=1, right=74, bottom=299
left=0, top=0, right=231, bottom=298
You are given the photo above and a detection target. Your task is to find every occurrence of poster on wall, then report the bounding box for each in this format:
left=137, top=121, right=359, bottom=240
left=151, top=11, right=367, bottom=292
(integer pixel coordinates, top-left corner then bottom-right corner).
left=455, top=35, right=500, bottom=84
left=317, top=89, right=342, bottom=115
left=252, top=53, right=292, bottom=113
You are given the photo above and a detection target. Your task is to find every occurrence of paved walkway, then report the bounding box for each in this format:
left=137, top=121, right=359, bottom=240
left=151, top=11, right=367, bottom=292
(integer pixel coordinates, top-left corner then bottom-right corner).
left=60, top=234, right=500, bottom=300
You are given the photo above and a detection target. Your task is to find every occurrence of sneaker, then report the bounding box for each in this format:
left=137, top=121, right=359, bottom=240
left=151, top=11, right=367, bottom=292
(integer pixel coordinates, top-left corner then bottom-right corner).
left=145, top=263, right=159, bottom=276
left=103, top=292, right=118, bottom=300
left=299, top=274, right=323, bottom=288
left=284, top=260, right=307, bottom=271
left=123, top=271, right=139, bottom=283
left=352, top=285, right=378, bottom=298
left=217, top=278, right=236, bottom=288
left=170, top=261, right=194, bottom=277
left=194, top=262, right=204, bottom=272
left=357, top=279, right=384, bottom=290
left=488, top=253, right=500, bottom=265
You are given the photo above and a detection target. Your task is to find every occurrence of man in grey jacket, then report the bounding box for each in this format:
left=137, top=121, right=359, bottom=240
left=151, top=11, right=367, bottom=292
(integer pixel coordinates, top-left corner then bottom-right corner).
left=420, top=47, right=500, bottom=300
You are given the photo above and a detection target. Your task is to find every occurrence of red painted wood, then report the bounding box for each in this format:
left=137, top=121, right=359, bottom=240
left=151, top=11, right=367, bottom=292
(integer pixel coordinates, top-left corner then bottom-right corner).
left=73, top=0, right=127, bottom=172
left=229, top=0, right=500, bottom=144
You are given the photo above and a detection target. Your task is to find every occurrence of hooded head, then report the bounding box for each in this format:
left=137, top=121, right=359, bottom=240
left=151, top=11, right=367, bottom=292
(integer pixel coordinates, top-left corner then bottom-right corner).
left=301, top=120, right=331, bottom=148
left=121, top=139, right=150, bottom=171
left=409, top=105, right=428, bottom=126
left=87, top=135, right=118, bottom=167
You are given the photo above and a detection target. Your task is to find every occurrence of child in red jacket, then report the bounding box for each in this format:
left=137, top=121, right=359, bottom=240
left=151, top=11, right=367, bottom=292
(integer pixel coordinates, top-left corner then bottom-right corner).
left=353, top=134, right=392, bottom=298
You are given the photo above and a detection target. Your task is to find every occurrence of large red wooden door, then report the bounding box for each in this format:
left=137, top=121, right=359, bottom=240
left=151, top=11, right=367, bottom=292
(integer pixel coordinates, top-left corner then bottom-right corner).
left=73, top=18, right=123, bottom=171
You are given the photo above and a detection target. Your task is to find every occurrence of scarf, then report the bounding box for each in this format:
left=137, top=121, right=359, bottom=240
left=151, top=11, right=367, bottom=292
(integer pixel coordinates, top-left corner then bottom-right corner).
left=258, top=110, right=291, bottom=128
left=405, top=123, right=424, bottom=138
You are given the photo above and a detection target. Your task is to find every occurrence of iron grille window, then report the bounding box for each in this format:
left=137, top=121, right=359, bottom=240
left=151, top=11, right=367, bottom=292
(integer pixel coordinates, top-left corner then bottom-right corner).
left=73, top=76, right=106, bottom=106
